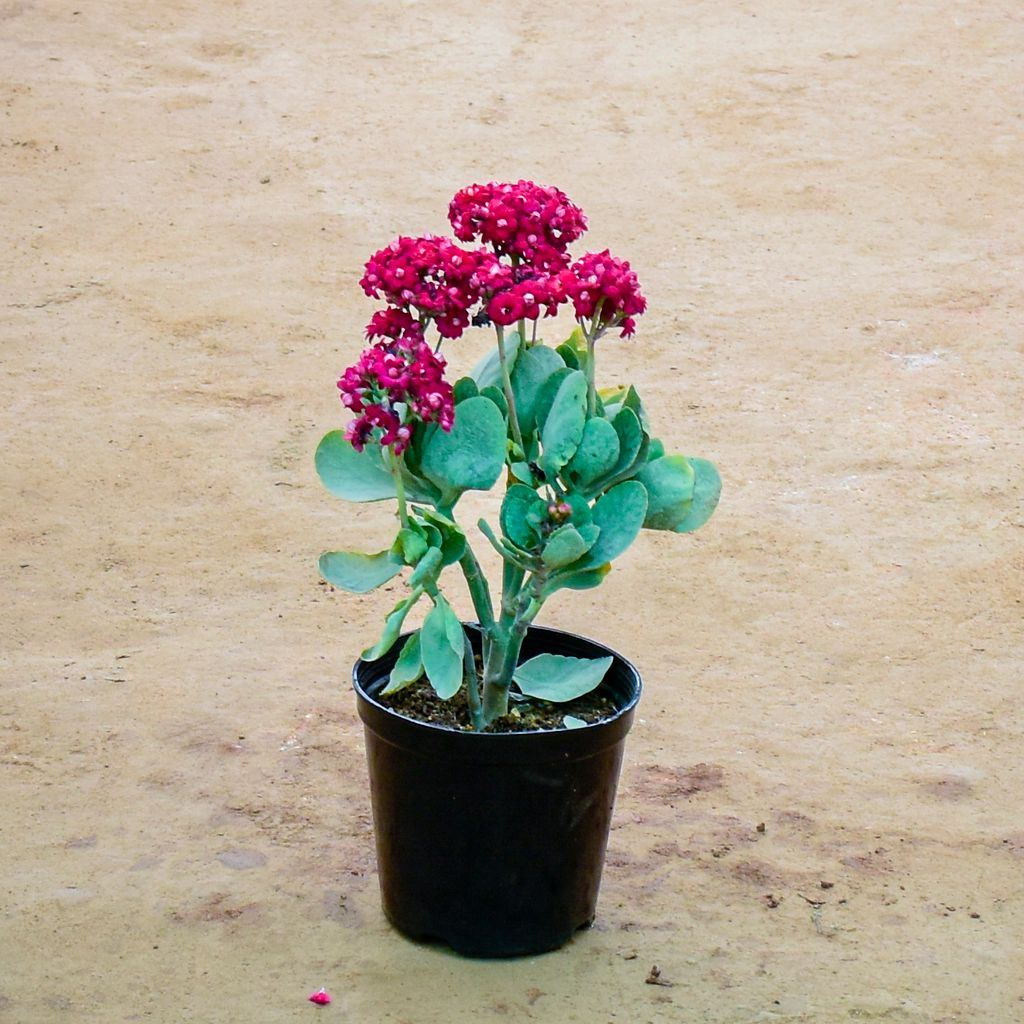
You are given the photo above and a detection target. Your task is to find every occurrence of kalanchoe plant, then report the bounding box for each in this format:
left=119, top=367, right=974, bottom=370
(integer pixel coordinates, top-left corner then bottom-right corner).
left=316, top=181, right=721, bottom=730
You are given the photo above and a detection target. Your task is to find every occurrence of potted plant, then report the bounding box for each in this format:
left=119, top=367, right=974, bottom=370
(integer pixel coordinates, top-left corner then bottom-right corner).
left=315, top=181, right=720, bottom=957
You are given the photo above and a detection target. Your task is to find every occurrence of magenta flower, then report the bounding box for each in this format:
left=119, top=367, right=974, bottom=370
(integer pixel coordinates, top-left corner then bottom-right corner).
left=360, top=236, right=499, bottom=340
left=448, top=181, right=588, bottom=268
left=337, top=338, right=454, bottom=455
left=308, top=988, right=332, bottom=1005
left=566, top=250, right=646, bottom=337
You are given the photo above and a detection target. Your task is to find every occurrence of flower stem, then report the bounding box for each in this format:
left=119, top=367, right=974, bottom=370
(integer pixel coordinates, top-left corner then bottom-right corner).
left=390, top=450, right=410, bottom=528
left=495, top=324, right=524, bottom=452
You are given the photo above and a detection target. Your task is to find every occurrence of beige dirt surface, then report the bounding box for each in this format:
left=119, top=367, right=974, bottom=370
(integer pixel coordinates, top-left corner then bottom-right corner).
left=3, top=1, right=1023, bottom=1021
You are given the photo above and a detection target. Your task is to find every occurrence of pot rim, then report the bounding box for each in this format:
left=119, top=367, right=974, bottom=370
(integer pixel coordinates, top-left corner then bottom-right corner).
left=352, top=623, right=642, bottom=763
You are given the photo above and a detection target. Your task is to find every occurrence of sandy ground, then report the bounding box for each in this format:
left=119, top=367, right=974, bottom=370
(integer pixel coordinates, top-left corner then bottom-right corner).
left=3, top=1, right=1023, bottom=1020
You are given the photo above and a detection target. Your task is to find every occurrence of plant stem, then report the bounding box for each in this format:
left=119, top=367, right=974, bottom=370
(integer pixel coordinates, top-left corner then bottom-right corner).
left=390, top=450, right=410, bottom=528
left=457, top=542, right=495, bottom=634
left=495, top=324, right=524, bottom=452
left=463, top=632, right=485, bottom=731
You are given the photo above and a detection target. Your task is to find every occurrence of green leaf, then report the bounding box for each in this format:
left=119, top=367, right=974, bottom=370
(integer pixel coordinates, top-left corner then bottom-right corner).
left=315, top=431, right=398, bottom=502
left=318, top=548, right=402, bottom=593
left=636, top=455, right=697, bottom=530
left=623, top=384, right=646, bottom=427
left=420, top=594, right=465, bottom=700
left=416, top=507, right=468, bottom=565
left=672, top=457, right=722, bottom=533
left=564, top=416, right=620, bottom=487
left=532, top=366, right=574, bottom=435
left=541, top=525, right=593, bottom=568
left=540, top=370, right=587, bottom=476
left=382, top=632, right=423, bottom=695
left=557, top=564, right=611, bottom=591
left=556, top=343, right=580, bottom=369
left=510, top=461, right=535, bottom=485
left=510, top=344, right=566, bottom=437
left=513, top=653, right=613, bottom=702
left=543, top=561, right=611, bottom=597
left=420, top=396, right=507, bottom=502
left=453, top=376, right=479, bottom=403
left=408, top=546, right=443, bottom=588
left=479, top=384, right=508, bottom=418
left=563, top=715, right=587, bottom=729
left=500, top=483, right=544, bottom=550
left=609, top=407, right=643, bottom=475
left=583, top=480, right=648, bottom=566
left=472, top=331, right=521, bottom=389
left=394, top=526, right=429, bottom=565
left=361, top=590, right=423, bottom=660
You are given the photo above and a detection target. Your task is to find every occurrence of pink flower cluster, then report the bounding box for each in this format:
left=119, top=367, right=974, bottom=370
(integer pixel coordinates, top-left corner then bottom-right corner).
left=566, top=250, right=647, bottom=337
left=336, top=182, right=649, bottom=454
left=360, top=235, right=502, bottom=340
left=448, top=181, right=587, bottom=268
left=337, top=339, right=454, bottom=455
left=486, top=271, right=573, bottom=326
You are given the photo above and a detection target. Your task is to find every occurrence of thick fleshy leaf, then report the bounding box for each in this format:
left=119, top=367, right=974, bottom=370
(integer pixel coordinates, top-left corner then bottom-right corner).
left=319, top=548, right=402, bottom=594
left=540, top=370, right=587, bottom=476
left=532, top=366, right=574, bottom=435
left=513, top=653, right=613, bottom=702
left=563, top=715, right=587, bottom=729
left=420, top=594, right=465, bottom=699
left=416, top=507, right=468, bottom=565
left=361, top=590, right=423, bottom=661
left=564, top=416, right=620, bottom=487
left=500, top=483, right=543, bottom=550
left=479, top=384, right=508, bottom=418
left=453, top=376, right=479, bottom=404
left=315, top=431, right=397, bottom=502
left=672, top=457, right=722, bottom=533
left=541, top=525, right=592, bottom=568
left=472, top=331, right=521, bottom=389
left=394, top=526, right=429, bottom=565
left=636, top=455, right=696, bottom=530
left=583, top=480, right=648, bottom=566
left=421, top=396, right=507, bottom=501
left=544, top=561, right=611, bottom=596
left=408, top=546, right=443, bottom=588
left=510, top=345, right=566, bottom=436
left=382, top=631, right=423, bottom=695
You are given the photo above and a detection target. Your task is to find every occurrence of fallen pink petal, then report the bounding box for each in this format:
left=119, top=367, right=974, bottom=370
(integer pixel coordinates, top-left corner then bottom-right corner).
left=308, top=989, right=331, bottom=1006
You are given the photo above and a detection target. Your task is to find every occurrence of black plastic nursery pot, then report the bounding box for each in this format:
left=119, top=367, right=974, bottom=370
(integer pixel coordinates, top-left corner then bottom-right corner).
left=352, top=624, right=642, bottom=958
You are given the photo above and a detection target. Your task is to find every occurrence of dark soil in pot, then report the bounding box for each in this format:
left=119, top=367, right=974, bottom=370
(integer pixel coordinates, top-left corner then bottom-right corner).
left=352, top=624, right=642, bottom=958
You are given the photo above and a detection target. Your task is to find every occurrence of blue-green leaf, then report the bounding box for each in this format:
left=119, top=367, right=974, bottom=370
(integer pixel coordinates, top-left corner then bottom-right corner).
left=420, top=594, right=464, bottom=699
left=394, top=526, right=429, bottom=565
left=563, top=715, right=587, bottom=729
left=672, top=457, right=722, bottom=533
left=361, top=590, right=423, bottom=660
left=583, top=480, right=648, bottom=565
left=479, top=384, right=508, bottom=418
left=472, top=331, right=521, bottom=389
left=544, top=562, right=611, bottom=597
left=541, top=525, right=593, bottom=568
left=540, top=370, right=587, bottom=476
left=315, top=431, right=397, bottom=502
left=382, top=631, right=423, bottom=695
left=533, top=366, right=574, bottom=435
left=564, top=416, right=620, bottom=487
left=513, top=653, right=613, bottom=702
left=453, top=376, right=479, bottom=403
left=408, top=546, right=443, bottom=588
left=421, top=396, right=507, bottom=501
left=510, top=344, right=565, bottom=436
left=319, top=548, right=402, bottom=593
left=500, top=483, right=544, bottom=550
left=636, top=455, right=696, bottom=530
